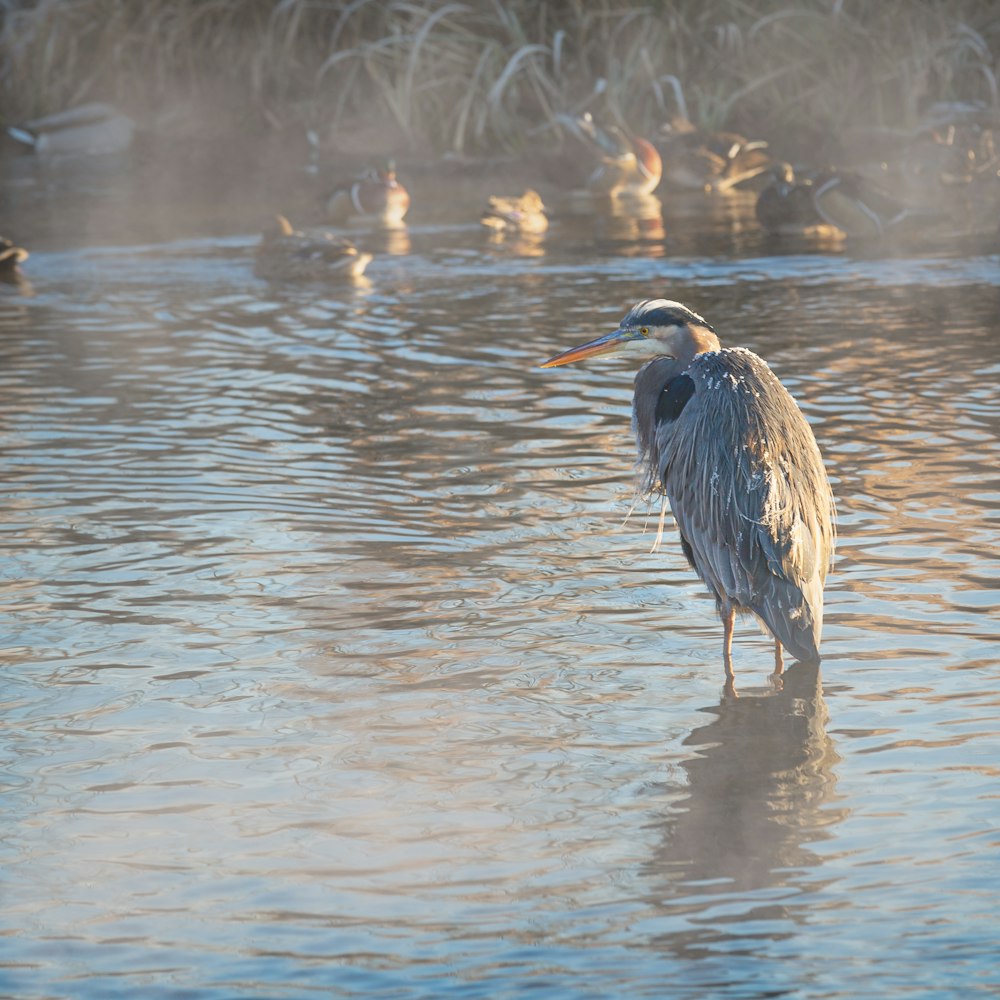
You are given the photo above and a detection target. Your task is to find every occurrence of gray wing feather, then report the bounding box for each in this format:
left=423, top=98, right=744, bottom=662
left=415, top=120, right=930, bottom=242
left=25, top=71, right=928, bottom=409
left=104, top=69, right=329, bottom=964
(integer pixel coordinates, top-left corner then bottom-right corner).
left=646, top=349, right=834, bottom=662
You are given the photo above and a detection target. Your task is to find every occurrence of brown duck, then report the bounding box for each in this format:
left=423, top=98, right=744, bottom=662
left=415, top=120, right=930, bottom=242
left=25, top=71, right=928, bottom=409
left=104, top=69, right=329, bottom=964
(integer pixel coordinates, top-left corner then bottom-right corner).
left=255, top=216, right=373, bottom=281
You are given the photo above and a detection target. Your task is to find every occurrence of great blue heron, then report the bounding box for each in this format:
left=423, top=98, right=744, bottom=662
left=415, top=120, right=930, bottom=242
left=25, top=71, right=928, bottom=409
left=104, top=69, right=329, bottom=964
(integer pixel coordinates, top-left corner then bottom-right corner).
left=541, top=299, right=835, bottom=681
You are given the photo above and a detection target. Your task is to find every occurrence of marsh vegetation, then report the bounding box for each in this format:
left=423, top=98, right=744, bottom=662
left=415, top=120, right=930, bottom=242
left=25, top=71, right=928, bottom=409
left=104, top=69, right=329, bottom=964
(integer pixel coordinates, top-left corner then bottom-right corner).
left=2, top=0, right=997, bottom=160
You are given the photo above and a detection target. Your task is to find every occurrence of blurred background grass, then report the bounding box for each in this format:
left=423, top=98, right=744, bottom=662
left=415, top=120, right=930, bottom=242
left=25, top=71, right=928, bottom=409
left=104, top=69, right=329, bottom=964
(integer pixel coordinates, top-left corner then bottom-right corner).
left=1, top=0, right=997, bottom=160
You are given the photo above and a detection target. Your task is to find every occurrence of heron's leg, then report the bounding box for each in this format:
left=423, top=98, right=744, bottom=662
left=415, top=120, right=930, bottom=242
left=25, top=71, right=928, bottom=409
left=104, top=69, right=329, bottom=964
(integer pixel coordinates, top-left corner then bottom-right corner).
left=768, top=639, right=785, bottom=692
left=722, top=606, right=735, bottom=680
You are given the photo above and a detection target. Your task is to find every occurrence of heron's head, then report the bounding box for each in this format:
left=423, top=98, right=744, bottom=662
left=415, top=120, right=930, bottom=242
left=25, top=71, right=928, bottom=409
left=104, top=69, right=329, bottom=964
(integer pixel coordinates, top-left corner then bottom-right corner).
left=540, top=299, right=720, bottom=369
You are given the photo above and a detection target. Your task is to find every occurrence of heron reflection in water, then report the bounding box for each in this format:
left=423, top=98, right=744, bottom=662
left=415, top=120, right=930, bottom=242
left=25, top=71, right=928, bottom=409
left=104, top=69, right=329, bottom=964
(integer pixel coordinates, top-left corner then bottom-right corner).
left=542, top=300, right=835, bottom=687
left=646, top=661, right=844, bottom=950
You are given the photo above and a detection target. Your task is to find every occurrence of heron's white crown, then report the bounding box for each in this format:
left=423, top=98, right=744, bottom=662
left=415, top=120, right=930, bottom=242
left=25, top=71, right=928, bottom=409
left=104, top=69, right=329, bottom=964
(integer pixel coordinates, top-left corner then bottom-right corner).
left=621, top=299, right=711, bottom=331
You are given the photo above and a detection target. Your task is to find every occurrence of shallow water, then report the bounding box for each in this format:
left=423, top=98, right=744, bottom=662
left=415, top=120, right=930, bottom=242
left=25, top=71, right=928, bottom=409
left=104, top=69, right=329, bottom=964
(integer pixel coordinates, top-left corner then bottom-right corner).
left=1, top=156, right=999, bottom=999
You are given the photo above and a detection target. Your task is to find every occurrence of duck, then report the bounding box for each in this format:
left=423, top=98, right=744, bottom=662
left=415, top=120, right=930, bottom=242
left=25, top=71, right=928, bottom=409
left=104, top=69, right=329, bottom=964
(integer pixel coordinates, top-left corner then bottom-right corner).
left=841, top=101, right=999, bottom=210
left=7, top=102, right=134, bottom=156
left=659, top=116, right=772, bottom=192
left=480, top=189, right=548, bottom=234
left=324, top=161, right=410, bottom=226
left=900, top=121, right=999, bottom=195
left=254, top=215, right=373, bottom=281
left=0, top=237, right=28, bottom=277
left=756, top=163, right=931, bottom=240
left=809, top=171, right=918, bottom=239
left=755, top=164, right=838, bottom=237
left=560, top=113, right=662, bottom=197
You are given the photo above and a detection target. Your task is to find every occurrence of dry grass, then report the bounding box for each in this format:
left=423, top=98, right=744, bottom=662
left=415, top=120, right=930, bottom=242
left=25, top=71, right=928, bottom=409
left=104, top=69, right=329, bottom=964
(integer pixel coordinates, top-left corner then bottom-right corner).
left=1, top=0, right=998, bottom=156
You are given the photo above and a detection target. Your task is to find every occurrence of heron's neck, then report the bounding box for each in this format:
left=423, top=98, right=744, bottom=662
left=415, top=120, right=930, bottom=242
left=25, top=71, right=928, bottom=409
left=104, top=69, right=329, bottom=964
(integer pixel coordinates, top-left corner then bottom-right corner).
left=686, top=324, right=721, bottom=360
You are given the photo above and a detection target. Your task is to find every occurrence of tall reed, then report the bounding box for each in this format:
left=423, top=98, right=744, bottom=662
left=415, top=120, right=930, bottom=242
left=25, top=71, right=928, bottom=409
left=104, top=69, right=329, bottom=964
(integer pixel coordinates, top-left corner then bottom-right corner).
left=1, top=0, right=997, bottom=153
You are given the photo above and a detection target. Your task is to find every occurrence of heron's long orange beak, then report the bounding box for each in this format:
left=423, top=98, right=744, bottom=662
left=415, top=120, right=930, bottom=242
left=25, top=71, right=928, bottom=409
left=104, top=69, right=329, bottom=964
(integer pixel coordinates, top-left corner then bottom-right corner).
left=539, top=330, right=629, bottom=368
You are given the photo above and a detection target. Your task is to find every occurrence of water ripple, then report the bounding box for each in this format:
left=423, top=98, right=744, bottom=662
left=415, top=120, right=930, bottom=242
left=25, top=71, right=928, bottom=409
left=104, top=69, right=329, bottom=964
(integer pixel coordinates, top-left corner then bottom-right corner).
left=0, top=218, right=997, bottom=998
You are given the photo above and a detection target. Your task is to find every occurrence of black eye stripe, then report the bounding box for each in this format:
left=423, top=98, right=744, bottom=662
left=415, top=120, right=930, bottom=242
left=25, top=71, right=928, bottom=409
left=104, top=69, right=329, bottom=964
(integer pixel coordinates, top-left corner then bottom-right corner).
left=627, top=304, right=715, bottom=332
left=640, top=308, right=680, bottom=327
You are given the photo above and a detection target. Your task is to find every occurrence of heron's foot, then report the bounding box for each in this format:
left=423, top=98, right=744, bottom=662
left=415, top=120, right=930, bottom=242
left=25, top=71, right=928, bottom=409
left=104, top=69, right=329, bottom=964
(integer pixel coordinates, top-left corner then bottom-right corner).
left=722, top=675, right=739, bottom=701
left=767, top=670, right=784, bottom=692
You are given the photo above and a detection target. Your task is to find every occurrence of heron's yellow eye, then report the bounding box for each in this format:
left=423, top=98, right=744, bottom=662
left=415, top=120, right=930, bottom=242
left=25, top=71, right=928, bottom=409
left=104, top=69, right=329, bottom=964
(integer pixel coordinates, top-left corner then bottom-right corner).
left=640, top=327, right=649, bottom=335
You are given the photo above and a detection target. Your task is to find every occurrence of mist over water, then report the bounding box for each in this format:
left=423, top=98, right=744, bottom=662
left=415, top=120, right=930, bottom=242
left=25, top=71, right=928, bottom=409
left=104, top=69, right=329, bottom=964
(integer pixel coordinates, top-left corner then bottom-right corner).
left=1, top=139, right=999, bottom=999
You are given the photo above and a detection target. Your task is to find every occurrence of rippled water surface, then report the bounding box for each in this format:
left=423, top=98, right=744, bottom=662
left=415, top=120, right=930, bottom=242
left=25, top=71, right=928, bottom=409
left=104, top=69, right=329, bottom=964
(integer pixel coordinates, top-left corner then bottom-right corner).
left=1, top=161, right=999, bottom=999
